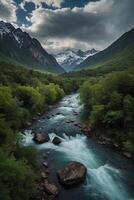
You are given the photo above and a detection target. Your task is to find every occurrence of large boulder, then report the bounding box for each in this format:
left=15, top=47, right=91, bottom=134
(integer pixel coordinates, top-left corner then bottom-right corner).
left=33, top=132, right=50, bottom=144
left=43, top=180, right=59, bottom=196
left=52, top=137, right=61, bottom=145
left=57, top=161, right=87, bottom=186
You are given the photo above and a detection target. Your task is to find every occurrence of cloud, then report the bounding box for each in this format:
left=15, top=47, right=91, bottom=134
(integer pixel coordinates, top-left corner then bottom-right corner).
left=20, top=0, right=63, bottom=9
left=23, top=0, right=134, bottom=52
left=0, top=0, right=17, bottom=22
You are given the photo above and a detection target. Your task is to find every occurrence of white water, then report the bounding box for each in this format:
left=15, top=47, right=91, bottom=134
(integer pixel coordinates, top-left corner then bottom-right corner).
left=22, top=94, right=134, bottom=200
left=22, top=131, right=132, bottom=200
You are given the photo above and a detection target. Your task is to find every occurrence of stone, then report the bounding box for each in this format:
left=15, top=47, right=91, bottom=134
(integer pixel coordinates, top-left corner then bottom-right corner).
left=43, top=162, right=48, bottom=167
left=57, top=112, right=61, bottom=115
left=26, top=122, right=32, bottom=126
left=43, top=154, right=48, bottom=159
left=57, top=161, right=87, bottom=186
left=113, top=143, right=119, bottom=148
left=41, top=172, right=48, bottom=179
left=33, top=132, right=50, bottom=144
left=52, top=137, right=61, bottom=145
left=43, top=180, right=59, bottom=196
left=123, top=152, right=132, bottom=158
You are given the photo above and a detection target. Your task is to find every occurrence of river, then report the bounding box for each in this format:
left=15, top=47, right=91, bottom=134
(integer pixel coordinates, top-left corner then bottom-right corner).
left=22, top=94, right=134, bottom=200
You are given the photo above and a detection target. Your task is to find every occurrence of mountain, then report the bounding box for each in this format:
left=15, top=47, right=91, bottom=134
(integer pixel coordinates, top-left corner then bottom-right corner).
left=0, top=21, right=64, bottom=74
left=53, top=48, right=98, bottom=72
left=75, top=27, right=134, bottom=71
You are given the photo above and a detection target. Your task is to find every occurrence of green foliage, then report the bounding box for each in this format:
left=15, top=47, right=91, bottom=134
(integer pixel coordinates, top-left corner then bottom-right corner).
left=103, top=111, right=123, bottom=126
left=0, top=150, right=37, bottom=200
left=15, top=146, right=38, bottom=169
left=0, top=115, right=14, bottom=146
left=123, top=140, right=134, bottom=154
left=0, top=61, right=81, bottom=199
left=14, top=85, right=44, bottom=113
left=44, top=83, right=64, bottom=104
left=76, top=28, right=134, bottom=72
left=90, top=105, right=105, bottom=126
left=80, top=69, right=134, bottom=151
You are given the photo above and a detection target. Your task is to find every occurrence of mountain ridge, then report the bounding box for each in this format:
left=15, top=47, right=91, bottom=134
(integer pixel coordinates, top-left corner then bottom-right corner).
left=75, top=27, right=134, bottom=71
left=0, top=21, right=64, bottom=74
left=54, top=48, right=98, bottom=72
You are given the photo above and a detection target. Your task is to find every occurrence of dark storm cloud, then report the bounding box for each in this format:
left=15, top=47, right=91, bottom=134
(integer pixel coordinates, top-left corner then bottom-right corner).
left=31, top=10, right=109, bottom=42
left=109, top=0, right=134, bottom=33
left=24, top=0, right=134, bottom=51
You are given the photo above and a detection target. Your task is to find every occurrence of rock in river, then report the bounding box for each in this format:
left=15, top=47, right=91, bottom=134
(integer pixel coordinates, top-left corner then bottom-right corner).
left=52, top=137, right=61, bottom=145
left=57, top=161, right=87, bottom=186
left=43, top=180, right=59, bottom=196
left=33, top=132, right=50, bottom=144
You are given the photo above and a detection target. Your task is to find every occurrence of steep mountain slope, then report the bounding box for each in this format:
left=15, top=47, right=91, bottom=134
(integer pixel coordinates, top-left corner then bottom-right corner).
left=54, top=49, right=98, bottom=72
left=75, top=27, right=134, bottom=71
left=0, top=21, right=64, bottom=74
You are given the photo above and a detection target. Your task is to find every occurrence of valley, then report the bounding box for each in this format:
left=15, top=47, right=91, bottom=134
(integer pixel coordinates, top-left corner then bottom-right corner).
left=0, top=12, right=134, bottom=200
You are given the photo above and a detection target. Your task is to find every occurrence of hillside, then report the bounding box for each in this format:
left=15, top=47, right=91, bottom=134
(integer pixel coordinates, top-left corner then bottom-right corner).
left=0, top=21, right=64, bottom=74
left=75, top=27, right=134, bottom=71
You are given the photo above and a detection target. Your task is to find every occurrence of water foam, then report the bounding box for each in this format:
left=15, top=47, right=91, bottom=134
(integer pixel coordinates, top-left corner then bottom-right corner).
left=22, top=93, right=133, bottom=200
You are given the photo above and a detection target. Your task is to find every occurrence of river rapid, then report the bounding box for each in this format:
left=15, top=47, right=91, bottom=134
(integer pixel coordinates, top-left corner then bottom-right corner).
left=22, top=94, right=134, bottom=200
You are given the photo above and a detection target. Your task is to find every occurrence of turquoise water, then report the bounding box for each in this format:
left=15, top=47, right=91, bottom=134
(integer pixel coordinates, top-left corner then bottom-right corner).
left=22, top=94, right=134, bottom=200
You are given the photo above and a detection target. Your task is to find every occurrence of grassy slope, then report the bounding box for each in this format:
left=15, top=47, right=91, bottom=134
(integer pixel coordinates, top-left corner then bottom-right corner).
left=0, top=52, right=59, bottom=75
left=76, top=28, right=134, bottom=72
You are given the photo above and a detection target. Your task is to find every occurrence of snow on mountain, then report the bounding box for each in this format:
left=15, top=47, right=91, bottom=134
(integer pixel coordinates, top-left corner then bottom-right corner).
left=53, top=49, right=98, bottom=72
left=0, top=21, right=12, bottom=36
left=0, top=21, right=64, bottom=73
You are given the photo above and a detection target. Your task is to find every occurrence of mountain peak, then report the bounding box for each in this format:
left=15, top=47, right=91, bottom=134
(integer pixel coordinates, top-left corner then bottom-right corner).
left=0, top=21, right=64, bottom=74
left=54, top=48, right=98, bottom=72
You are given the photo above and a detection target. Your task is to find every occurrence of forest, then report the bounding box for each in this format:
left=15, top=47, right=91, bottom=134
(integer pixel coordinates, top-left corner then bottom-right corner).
left=79, top=68, right=134, bottom=154
left=0, top=56, right=134, bottom=199
left=0, top=61, right=82, bottom=200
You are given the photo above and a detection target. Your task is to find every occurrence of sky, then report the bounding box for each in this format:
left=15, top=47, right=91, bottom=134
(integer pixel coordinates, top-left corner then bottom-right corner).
left=0, top=0, right=134, bottom=53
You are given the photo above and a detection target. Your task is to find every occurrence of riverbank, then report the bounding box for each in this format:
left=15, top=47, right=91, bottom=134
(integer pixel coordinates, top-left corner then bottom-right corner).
left=79, top=122, right=134, bottom=160
left=23, top=93, right=134, bottom=200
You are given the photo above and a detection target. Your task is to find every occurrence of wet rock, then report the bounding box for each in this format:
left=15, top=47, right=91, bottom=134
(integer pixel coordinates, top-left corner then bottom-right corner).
left=70, top=120, right=75, bottom=123
left=43, top=162, right=48, bottom=168
left=45, top=169, right=50, bottom=174
left=43, top=154, right=48, bottom=159
left=97, top=140, right=107, bottom=145
left=42, top=192, right=55, bottom=200
left=33, top=132, right=50, bottom=144
left=52, top=137, right=61, bottom=145
left=57, top=161, right=87, bottom=186
left=113, top=143, right=119, bottom=148
left=43, top=180, right=59, bottom=196
left=56, top=112, right=61, bottom=115
left=74, top=123, right=79, bottom=127
left=123, top=152, right=132, bottom=158
left=26, top=121, right=32, bottom=126
left=33, top=116, right=39, bottom=121
left=66, top=120, right=71, bottom=123
left=41, top=172, right=48, bottom=179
